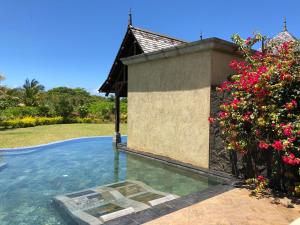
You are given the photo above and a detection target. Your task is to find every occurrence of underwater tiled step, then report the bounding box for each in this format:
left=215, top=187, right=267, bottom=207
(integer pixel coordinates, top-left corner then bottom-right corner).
left=54, top=180, right=179, bottom=225
left=0, top=162, right=7, bottom=172
left=87, top=193, right=103, bottom=200
left=67, top=190, right=96, bottom=198
left=130, top=192, right=164, bottom=205
left=117, top=184, right=146, bottom=197
left=85, top=203, right=124, bottom=218
left=107, top=181, right=132, bottom=188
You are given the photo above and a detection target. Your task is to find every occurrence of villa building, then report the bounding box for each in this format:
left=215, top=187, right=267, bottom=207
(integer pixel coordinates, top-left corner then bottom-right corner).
left=99, top=15, right=299, bottom=174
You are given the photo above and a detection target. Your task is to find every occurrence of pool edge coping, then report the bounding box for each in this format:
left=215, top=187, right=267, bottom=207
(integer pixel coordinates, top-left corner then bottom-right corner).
left=0, top=135, right=128, bottom=151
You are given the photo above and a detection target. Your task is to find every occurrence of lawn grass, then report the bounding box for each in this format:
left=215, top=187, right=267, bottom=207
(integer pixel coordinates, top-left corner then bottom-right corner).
left=0, top=123, right=127, bottom=148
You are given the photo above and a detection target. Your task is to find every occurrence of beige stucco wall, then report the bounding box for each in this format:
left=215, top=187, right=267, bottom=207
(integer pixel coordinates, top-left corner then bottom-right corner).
left=127, top=51, right=212, bottom=168
left=126, top=47, right=239, bottom=169
left=211, top=51, right=240, bottom=85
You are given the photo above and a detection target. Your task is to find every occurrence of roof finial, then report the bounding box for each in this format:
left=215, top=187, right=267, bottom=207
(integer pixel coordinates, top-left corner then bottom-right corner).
left=283, top=17, right=287, bottom=31
left=128, top=9, right=133, bottom=27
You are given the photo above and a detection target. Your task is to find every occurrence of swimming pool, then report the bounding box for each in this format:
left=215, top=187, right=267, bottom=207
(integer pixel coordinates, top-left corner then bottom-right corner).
left=0, top=137, right=219, bottom=225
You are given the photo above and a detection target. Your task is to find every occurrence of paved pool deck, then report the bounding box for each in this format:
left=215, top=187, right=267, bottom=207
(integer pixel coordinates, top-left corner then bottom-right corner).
left=143, top=188, right=300, bottom=225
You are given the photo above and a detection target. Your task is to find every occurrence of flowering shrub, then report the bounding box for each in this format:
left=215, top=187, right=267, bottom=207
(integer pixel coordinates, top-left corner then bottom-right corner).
left=246, top=175, right=269, bottom=196
left=0, top=117, right=64, bottom=128
left=0, top=116, right=106, bottom=128
left=211, top=33, right=300, bottom=194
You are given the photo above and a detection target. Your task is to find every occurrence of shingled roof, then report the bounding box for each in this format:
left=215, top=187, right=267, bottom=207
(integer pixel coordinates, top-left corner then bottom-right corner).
left=265, top=20, right=299, bottom=53
left=99, top=25, right=187, bottom=96
left=130, top=27, right=187, bottom=53
left=267, top=30, right=298, bottom=45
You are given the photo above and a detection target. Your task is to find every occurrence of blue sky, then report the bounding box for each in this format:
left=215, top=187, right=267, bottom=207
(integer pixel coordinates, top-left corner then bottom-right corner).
left=0, top=0, right=299, bottom=94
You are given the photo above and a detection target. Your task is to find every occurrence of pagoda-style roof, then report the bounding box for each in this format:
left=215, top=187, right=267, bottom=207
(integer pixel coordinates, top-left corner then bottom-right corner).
left=267, top=30, right=298, bottom=45
left=131, top=27, right=186, bottom=53
left=99, top=25, right=187, bottom=97
left=265, top=19, right=299, bottom=52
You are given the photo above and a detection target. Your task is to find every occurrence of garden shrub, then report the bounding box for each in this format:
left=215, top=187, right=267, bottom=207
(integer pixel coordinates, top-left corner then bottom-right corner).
left=0, top=116, right=64, bottom=128
left=36, top=117, right=64, bottom=125
left=211, top=34, right=300, bottom=195
left=0, top=106, right=40, bottom=120
left=78, top=105, right=89, bottom=118
left=38, top=105, right=52, bottom=117
left=54, top=97, right=74, bottom=120
left=88, top=101, right=114, bottom=121
left=120, top=113, right=127, bottom=123
left=73, top=117, right=103, bottom=124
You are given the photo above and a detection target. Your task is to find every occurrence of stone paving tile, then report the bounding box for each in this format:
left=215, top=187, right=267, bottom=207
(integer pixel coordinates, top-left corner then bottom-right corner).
left=129, top=209, right=159, bottom=224
left=105, top=215, right=139, bottom=225
left=143, top=188, right=300, bottom=225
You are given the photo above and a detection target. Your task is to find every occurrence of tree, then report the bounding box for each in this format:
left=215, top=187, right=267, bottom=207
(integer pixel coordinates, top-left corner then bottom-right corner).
left=22, top=79, right=45, bottom=106
left=0, top=74, right=5, bottom=85
left=211, top=34, right=300, bottom=195
left=46, top=87, right=91, bottom=107
left=0, top=76, right=21, bottom=110
left=54, top=97, right=74, bottom=121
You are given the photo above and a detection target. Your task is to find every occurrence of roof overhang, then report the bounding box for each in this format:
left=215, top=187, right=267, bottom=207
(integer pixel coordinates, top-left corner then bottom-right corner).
left=121, top=38, right=240, bottom=65
left=98, top=26, right=188, bottom=96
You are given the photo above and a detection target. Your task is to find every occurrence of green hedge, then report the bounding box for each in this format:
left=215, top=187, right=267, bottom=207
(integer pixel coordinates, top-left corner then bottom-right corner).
left=0, top=117, right=64, bottom=128
left=0, top=116, right=110, bottom=129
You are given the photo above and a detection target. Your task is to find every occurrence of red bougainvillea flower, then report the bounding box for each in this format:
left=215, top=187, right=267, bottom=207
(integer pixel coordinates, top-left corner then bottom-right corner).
left=280, top=73, right=293, bottom=81
left=288, top=137, right=296, bottom=143
left=252, top=51, right=264, bottom=60
left=258, top=141, right=269, bottom=150
left=272, top=140, right=284, bottom=151
left=229, top=60, right=239, bottom=70
left=230, top=98, right=241, bottom=110
left=255, top=130, right=261, bottom=137
left=208, top=117, right=216, bottom=124
left=257, top=66, right=268, bottom=74
left=285, top=100, right=297, bottom=110
left=283, top=125, right=293, bottom=137
left=219, top=111, right=229, bottom=119
left=245, top=37, right=252, bottom=45
left=218, top=81, right=232, bottom=92
left=243, top=114, right=250, bottom=122
left=257, top=175, right=265, bottom=182
left=282, top=153, right=300, bottom=166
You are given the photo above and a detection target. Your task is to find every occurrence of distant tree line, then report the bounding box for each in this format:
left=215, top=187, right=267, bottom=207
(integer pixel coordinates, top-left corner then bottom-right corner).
left=0, top=77, right=127, bottom=128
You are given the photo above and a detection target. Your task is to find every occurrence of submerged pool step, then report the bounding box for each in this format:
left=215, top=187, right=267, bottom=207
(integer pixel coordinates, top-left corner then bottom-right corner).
left=0, top=162, right=7, bottom=172
left=54, top=180, right=179, bottom=225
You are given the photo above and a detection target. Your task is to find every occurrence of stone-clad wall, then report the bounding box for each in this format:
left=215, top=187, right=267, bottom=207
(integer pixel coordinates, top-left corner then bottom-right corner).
left=208, top=51, right=242, bottom=174
left=209, top=89, right=232, bottom=174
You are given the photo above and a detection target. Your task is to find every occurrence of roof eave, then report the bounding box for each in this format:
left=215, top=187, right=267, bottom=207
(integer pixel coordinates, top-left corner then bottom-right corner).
left=121, top=38, right=240, bottom=65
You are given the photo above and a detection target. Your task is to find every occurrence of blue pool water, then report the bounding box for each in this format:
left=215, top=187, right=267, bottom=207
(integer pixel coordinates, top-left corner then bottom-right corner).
left=0, top=137, right=219, bottom=225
